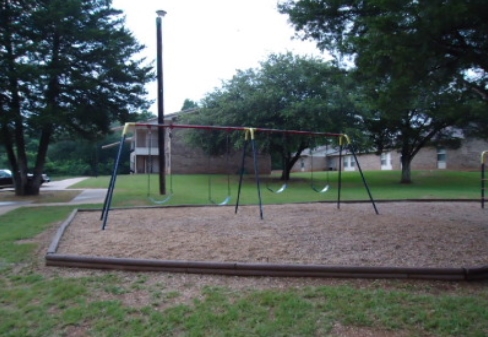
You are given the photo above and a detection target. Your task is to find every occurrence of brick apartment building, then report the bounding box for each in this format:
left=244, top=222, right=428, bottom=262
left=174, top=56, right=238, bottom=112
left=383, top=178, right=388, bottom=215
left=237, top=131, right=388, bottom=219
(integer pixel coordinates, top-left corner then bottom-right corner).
left=127, top=116, right=271, bottom=175
left=292, top=138, right=488, bottom=172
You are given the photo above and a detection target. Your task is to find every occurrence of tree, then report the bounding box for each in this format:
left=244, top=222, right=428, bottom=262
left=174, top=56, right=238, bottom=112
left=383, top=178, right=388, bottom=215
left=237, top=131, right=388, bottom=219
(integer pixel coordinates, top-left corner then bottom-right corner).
left=280, top=0, right=486, bottom=183
left=46, top=133, right=132, bottom=176
left=360, top=80, right=475, bottom=182
left=180, top=99, right=199, bottom=111
left=182, top=53, right=362, bottom=180
left=0, top=0, right=153, bottom=195
left=45, top=111, right=152, bottom=177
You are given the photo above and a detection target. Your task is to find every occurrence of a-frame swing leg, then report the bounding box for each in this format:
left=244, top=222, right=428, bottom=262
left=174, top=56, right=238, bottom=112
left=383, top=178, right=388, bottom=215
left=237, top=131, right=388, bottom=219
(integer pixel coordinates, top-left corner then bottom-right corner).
left=348, top=144, right=379, bottom=215
left=235, top=129, right=264, bottom=219
left=100, top=133, right=126, bottom=230
left=337, top=143, right=343, bottom=210
left=482, top=151, right=488, bottom=209
left=250, top=136, right=264, bottom=220
left=235, top=139, right=248, bottom=215
left=482, top=161, right=485, bottom=209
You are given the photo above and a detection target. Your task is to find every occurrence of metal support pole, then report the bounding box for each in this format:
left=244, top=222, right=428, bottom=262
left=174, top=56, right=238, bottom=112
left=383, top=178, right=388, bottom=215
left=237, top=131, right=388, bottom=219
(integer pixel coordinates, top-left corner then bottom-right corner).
left=101, top=133, right=126, bottom=229
left=250, top=135, right=264, bottom=220
left=337, top=143, right=343, bottom=210
left=481, top=151, right=487, bottom=209
left=156, top=10, right=167, bottom=195
left=348, top=144, right=379, bottom=215
left=482, top=162, right=485, bottom=209
left=235, top=139, right=248, bottom=215
left=235, top=129, right=264, bottom=219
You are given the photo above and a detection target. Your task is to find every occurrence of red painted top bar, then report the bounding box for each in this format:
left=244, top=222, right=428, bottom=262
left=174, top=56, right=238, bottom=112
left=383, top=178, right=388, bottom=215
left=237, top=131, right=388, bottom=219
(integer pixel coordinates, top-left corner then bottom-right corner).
left=129, top=123, right=344, bottom=138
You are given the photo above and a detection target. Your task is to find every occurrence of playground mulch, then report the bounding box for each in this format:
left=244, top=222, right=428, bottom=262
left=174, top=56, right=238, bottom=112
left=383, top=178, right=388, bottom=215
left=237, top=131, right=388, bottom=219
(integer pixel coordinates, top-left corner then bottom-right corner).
left=56, top=202, right=488, bottom=268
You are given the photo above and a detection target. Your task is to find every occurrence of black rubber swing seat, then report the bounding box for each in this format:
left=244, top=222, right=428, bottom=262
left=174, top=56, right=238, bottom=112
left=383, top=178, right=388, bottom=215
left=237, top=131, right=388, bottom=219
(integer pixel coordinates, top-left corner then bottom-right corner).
left=148, top=193, right=173, bottom=205
left=209, top=195, right=232, bottom=206
left=266, top=183, right=288, bottom=194
left=311, top=184, right=330, bottom=193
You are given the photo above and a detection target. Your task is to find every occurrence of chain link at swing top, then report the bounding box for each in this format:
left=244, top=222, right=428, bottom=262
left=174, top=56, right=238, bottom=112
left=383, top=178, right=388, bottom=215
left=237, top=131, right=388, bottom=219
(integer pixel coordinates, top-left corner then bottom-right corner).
left=147, top=126, right=173, bottom=204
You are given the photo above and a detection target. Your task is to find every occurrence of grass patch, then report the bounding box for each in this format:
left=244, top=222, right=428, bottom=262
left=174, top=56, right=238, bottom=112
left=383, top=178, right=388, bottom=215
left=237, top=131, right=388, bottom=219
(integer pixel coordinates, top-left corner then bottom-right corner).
left=0, top=206, right=73, bottom=264
left=0, top=170, right=480, bottom=206
left=0, top=172, right=486, bottom=336
left=0, top=190, right=81, bottom=204
left=70, top=170, right=481, bottom=207
left=1, top=271, right=487, bottom=337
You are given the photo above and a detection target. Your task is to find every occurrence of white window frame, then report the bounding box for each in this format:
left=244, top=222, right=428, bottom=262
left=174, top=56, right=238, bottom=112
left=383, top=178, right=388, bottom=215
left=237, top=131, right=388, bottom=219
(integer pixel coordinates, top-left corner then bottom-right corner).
left=344, top=155, right=355, bottom=171
left=381, top=152, right=392, bottom=170
left=437, top=147, right=447, bottom=169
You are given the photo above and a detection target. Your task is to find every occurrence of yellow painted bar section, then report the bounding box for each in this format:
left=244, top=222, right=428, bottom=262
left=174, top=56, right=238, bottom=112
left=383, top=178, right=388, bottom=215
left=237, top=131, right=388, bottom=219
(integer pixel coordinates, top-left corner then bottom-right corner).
left=122, top=122, right=135, bottom=136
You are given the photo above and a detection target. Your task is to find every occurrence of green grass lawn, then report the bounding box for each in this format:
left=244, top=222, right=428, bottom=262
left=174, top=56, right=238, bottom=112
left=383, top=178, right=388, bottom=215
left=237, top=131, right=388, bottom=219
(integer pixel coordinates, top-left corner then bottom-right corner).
left=0, top=170, right=487, bottom=336
left=70, top=170, right=481, bottom=207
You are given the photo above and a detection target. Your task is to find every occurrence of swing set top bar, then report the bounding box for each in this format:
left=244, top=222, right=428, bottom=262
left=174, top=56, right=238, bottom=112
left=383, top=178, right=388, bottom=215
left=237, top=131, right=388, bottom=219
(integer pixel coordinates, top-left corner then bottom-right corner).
left=122, top=122, right=349, bottom=143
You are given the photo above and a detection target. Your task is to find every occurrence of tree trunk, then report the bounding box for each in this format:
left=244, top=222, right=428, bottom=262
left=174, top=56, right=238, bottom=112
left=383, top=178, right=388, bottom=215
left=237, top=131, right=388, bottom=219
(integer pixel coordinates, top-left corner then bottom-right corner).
left=16, top=180, right=41, bottom=196
left=279, top=141, right=306, bottom=181
left=12, top=170, right=41, bottom=196
left=281, top=165, right=291, bottom=181
left=400, top=154, right=413, bottom=184
left=3, top=1, right=35, bottom=196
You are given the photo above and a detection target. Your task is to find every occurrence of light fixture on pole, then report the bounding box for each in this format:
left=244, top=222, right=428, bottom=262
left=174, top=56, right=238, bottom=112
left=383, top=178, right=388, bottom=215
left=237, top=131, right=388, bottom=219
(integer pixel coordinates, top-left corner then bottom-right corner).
left=156, top=9, right=166, bottom=194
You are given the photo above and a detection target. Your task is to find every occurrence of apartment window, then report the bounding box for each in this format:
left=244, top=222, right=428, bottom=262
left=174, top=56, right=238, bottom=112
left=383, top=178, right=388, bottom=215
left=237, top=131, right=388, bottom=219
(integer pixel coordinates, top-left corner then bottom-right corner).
left=344, top=156, right=355, bottom=171
left=437, top=147, right=446, bottom=169
left=381, top=152, right=392, bottom=170
left=149, top=133, right=158, bottom=148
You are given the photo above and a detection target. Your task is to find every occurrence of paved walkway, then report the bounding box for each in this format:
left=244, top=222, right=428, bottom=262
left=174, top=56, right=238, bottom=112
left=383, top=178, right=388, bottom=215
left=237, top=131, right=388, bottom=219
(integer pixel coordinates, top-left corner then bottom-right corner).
left=0, top=177, right=107, bottom=216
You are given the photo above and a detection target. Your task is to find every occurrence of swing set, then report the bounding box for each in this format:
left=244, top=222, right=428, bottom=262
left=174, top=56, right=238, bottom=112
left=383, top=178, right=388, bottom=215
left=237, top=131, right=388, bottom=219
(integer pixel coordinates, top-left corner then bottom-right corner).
left=264, top=133, right=288, bottom=194
left=207, top=130, right=232, bottom=206
left=101, top=123, right=378, bottom=229
left=264, top=135, right=330, bottom=194
left=146, top=126, right=232, bottom=206
left=309, top=143, right=331, bottom=193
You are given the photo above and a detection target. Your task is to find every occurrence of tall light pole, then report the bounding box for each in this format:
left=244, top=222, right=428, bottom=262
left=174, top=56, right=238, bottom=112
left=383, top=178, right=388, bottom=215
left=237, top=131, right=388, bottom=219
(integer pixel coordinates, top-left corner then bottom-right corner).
left=156, top=10, right=166, bottom=194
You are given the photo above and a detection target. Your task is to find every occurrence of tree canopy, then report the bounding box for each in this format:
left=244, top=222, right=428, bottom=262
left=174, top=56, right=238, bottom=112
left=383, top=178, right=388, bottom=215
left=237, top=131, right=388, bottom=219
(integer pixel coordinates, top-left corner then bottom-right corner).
left=182, top=52, right=362, bottom=180
left=279, top=0, right=488, bottom=94
left=280, top=0, right=488, bottom=182
left=180, top=99, right=199, bottom=111
left=0, top=0, right=153, bottom=195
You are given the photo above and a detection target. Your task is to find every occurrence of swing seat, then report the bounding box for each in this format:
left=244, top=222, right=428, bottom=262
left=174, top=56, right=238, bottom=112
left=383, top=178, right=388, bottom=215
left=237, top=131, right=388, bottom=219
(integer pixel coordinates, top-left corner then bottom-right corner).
left=266, top=183, right=288, bottom=194
left=209, top=195, right=232, bottom=206
left=148, top=193, right=173, bottom=205
left=311, top=184, right=330, bottom=193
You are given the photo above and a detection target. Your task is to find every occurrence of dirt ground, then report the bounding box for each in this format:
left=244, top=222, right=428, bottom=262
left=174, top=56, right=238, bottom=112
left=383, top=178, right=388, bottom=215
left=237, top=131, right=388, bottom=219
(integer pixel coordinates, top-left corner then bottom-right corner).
left=33, top=202, right=487, bottom=337
left=57, top=202, right=488, bottom=268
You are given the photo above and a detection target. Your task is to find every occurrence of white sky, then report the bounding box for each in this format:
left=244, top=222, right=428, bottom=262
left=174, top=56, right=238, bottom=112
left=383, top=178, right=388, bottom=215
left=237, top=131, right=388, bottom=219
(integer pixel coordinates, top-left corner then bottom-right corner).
left=112, top=0, right=329, bottom=114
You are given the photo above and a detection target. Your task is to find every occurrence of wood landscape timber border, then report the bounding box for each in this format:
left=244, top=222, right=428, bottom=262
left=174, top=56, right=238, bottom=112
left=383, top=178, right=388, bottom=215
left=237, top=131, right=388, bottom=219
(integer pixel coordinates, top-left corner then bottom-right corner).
left=45, top=206, right=488, bottom=281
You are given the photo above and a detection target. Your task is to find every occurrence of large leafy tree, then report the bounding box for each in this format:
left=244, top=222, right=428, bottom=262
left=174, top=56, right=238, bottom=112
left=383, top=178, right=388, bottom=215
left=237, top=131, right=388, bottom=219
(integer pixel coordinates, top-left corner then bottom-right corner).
left=45, top=111, right=153, bottom=177
left=183, top=53, right=362, bottom=180
left=280, top=0, right=487, bottom=183
left=0, top=0, right=152, bottom=195
left=180, top=99, right=199, bottom=111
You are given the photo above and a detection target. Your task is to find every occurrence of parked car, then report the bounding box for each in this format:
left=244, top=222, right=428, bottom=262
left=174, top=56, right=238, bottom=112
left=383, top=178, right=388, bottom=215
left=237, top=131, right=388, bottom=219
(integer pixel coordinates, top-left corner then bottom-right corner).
left=0, top=169, right=50, bottom=189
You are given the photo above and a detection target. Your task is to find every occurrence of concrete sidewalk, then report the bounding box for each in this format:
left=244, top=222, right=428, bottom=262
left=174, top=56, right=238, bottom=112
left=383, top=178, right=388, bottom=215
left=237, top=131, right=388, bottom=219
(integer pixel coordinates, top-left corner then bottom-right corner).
left=41, top=177, right=90, bottom=190
left=0, top=177, right=107, bottom=216
left=70, top=188, right=107, bottom=204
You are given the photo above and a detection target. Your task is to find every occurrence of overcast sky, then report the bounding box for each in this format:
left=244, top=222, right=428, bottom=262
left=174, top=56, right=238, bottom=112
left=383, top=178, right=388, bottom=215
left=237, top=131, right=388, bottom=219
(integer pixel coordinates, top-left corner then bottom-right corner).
left=112, top=0, right=329, bottom=114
